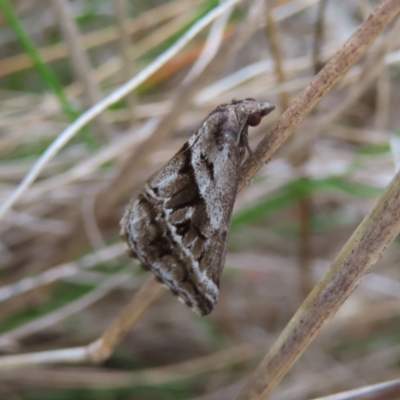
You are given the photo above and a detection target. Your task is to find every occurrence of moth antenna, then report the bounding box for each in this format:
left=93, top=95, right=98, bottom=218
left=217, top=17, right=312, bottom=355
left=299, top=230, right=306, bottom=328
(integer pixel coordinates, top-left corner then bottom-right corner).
left=236, top=116, right=248, bottom=146
left=242, top=133, right=253, bottom=157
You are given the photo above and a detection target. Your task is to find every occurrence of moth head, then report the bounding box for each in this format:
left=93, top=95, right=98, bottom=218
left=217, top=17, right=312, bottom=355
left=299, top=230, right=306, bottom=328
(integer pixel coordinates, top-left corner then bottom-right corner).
left=231, top=99, right=275, bottom=146
left=236, top=98, right=276, bottom=127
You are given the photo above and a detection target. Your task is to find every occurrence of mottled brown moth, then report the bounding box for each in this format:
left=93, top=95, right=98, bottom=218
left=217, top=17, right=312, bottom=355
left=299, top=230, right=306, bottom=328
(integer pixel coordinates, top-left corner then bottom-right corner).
left=120, top=99, right=275, bottom=315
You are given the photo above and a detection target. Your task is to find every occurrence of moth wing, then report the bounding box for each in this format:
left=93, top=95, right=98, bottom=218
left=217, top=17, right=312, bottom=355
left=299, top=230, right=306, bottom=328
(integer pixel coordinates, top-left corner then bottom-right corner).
left=121, top=133, right=241, bottom=315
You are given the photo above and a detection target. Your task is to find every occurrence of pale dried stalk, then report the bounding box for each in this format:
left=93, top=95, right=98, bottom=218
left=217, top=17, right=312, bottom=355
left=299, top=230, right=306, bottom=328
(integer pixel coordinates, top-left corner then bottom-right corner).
left=0, top=275, right=163, bottom=369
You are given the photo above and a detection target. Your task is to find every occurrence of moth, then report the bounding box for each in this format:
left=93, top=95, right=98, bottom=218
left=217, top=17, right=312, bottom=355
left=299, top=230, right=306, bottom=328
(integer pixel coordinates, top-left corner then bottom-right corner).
left=120, top=99, right=275, bottom=315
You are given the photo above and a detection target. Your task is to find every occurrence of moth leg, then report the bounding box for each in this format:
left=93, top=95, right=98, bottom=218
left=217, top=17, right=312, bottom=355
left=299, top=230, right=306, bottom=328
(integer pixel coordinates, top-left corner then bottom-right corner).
left=242, top=135, right=265, bottom=168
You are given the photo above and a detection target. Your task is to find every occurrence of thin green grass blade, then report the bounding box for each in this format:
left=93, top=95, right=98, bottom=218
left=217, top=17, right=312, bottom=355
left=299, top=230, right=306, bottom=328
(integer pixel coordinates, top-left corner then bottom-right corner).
left=0, top=0, right=76, bottom=119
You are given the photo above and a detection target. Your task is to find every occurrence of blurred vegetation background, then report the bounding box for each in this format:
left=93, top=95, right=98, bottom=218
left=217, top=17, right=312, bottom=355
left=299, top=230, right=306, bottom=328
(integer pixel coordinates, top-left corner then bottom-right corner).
left=1, top=0, right=400, bottom=399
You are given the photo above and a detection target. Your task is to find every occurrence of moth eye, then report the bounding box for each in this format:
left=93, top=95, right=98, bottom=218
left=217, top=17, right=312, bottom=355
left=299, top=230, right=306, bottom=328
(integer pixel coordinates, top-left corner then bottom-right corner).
left=245, top=97, right=256, bottom=101
left=247, top=111, right=262, bottom=127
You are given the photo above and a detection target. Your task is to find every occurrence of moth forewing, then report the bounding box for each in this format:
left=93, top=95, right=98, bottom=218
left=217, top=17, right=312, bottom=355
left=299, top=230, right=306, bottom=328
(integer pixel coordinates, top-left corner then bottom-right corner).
left=121, top=99, right=275, bottom=315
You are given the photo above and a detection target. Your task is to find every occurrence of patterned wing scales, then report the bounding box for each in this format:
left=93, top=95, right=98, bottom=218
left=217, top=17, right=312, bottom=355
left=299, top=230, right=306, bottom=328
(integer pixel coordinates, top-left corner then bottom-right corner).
left=121, top=138, right=240, bottom=315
